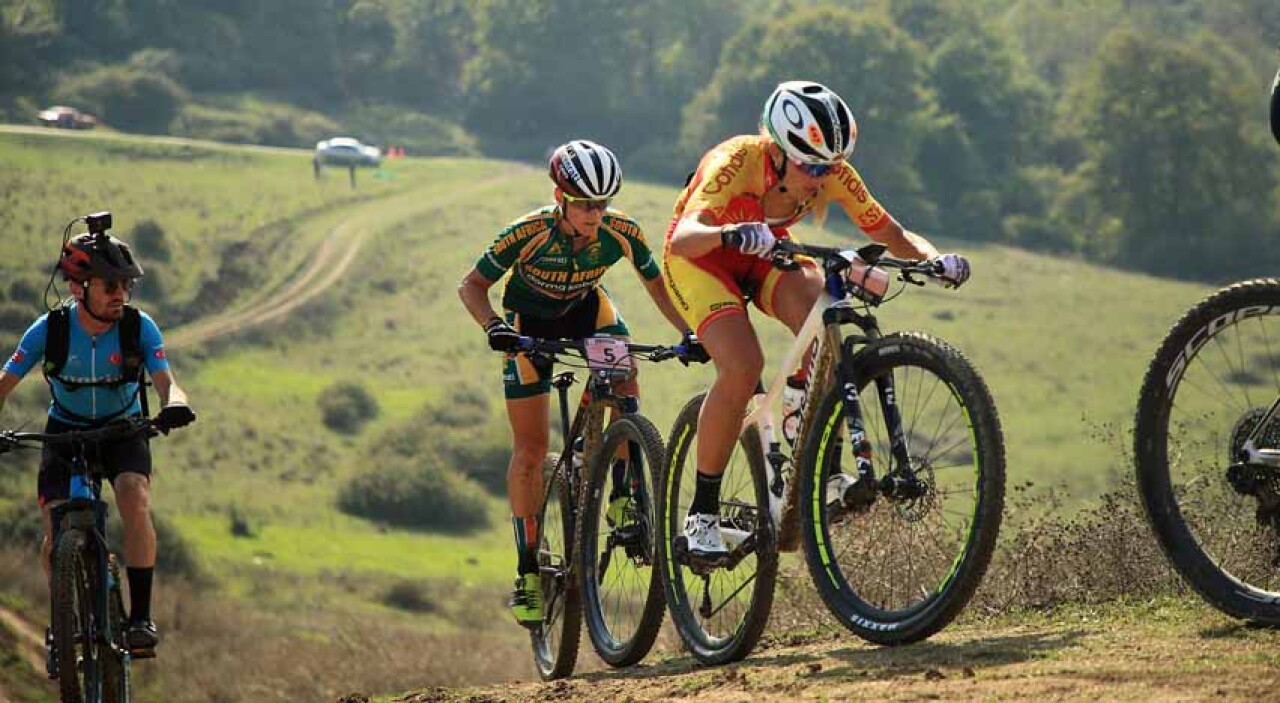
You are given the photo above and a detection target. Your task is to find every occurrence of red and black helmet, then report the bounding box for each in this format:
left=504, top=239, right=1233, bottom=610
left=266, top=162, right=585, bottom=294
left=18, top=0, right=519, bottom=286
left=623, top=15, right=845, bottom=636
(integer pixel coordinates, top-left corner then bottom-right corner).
left=58, top=233, right=144, bottom=283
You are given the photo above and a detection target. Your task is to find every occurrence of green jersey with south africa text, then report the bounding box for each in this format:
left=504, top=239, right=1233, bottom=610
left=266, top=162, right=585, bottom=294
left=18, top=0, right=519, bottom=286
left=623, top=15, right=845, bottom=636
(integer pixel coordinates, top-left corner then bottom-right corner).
left=475, top=206, right=660, bottom=319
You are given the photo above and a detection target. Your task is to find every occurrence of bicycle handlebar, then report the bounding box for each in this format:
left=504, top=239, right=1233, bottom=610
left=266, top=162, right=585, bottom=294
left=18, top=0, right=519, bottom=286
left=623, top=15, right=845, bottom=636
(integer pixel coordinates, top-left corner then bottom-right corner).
left=515, top=336, right=693, bottom=363
left=0, top=415, right=163, bottom=453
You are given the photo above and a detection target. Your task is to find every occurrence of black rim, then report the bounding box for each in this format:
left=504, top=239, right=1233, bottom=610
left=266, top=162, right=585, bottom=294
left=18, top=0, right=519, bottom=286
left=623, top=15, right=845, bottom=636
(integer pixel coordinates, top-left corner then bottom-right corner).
left=808, top=361, right=983, bottom=619
left=1149, top=295, right=1280, bottom=596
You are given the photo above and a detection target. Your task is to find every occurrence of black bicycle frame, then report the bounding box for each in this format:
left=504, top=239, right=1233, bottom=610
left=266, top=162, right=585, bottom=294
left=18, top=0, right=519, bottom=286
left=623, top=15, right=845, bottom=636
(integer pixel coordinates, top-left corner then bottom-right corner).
left=50, top=448, right=128, bottom=699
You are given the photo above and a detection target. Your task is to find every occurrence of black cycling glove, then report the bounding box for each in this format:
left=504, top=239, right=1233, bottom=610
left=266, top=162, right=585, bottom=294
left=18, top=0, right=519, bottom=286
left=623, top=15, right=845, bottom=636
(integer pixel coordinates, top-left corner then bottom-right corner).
left=678, top=330, right=711, bottom=365
left=484, top=317, right=521, bottom=352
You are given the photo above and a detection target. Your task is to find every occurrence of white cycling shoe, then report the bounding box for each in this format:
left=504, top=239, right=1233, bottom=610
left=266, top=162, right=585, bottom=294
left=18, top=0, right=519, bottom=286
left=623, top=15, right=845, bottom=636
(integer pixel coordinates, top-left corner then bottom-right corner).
left=683, top=513, right=729, bottom=556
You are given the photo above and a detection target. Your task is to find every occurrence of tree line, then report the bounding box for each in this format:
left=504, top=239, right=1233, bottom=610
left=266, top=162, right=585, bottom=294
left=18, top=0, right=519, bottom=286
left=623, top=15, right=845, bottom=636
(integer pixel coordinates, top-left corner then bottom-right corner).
left=2, top=0, right=1278, bottom=281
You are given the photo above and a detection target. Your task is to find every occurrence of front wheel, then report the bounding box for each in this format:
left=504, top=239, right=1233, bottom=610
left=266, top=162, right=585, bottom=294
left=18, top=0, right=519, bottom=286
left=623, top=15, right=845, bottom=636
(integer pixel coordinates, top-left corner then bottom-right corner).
left=531, top=453, right=582, bottom=680
left=53, top=529, right=100, bottom=703
left=577, top=414, right=666, bottom=667
left=102, top=556, right=130, bottom=703
left=1135, top=279, right=1280, bottom=624
left=799, top=333, right=1005, bottom=645
left=657, top=393, right=778, bottom=666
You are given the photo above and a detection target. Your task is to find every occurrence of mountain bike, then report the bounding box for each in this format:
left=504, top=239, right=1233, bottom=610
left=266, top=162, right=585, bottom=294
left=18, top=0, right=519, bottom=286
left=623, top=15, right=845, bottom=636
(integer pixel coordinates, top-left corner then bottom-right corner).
left=657, top=239, right=1006, bottom=665
left=0, top=415, right=169, bottom=703
left=1135, top=278, right=1280, bottom=624
left=514, top=335, right=694, bottom=679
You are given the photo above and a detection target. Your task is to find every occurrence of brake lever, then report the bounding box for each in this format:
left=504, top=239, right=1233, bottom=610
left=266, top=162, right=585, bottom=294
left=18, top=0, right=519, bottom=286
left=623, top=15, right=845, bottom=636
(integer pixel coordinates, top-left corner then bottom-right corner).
left=769, top=249, right=801, bottom=271
left=900, top=271, right=927, bottom=287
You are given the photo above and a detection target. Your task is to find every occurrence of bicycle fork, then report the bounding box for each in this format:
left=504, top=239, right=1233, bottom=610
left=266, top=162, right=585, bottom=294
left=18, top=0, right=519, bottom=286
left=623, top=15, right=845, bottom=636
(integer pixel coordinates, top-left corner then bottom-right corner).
left=830, top=339, right=927, bottom=517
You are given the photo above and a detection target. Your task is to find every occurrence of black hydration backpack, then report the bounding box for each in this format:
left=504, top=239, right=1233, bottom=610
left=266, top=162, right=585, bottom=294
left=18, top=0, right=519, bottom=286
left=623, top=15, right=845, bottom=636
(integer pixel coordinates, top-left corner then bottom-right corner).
left=42, top=304, right=149, bottom=423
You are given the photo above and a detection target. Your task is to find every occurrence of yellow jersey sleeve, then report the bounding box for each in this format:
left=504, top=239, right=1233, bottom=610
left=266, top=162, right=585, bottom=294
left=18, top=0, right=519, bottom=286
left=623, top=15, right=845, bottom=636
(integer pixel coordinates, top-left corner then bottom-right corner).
left=820, top=162, right=891, bottom=232
left=674, top=136, right=769, bottom=223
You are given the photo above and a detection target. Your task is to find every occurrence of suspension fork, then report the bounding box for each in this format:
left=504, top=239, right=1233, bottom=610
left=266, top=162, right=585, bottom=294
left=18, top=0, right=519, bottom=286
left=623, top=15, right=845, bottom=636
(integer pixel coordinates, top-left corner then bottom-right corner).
left=836, top=336, right=878, bottom=486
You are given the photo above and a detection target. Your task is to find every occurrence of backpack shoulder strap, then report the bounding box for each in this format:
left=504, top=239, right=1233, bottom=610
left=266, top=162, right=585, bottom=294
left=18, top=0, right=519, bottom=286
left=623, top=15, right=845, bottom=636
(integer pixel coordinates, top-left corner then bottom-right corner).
left=120, top=304, right=150, bottom=417
left=41, top=307, right=72, bottom=379
left=119, top=305, right=143, bottom=376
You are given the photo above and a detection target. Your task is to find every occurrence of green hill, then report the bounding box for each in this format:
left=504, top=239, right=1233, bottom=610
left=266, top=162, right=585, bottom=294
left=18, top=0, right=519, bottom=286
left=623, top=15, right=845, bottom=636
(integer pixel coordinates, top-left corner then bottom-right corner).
left=0, top=128, right=1219, bottom=701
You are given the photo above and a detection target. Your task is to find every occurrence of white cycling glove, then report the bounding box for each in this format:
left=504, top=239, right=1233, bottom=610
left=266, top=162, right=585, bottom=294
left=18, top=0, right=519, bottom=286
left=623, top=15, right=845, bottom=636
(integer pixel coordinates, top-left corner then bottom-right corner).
left=931, top=253, right=971, bottom=288
left=723, top=223, right=777, bottom=258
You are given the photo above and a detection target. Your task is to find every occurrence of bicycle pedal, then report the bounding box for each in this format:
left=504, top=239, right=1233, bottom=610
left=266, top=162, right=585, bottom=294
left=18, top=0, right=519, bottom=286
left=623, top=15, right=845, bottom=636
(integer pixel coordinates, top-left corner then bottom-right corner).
left=130, top=647, right=157, bottom=660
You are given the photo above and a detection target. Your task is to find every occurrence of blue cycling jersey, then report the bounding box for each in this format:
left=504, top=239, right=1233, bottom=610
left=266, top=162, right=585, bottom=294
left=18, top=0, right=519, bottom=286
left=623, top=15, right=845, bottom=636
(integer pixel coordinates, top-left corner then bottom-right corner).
left=3, top=303, right=170, bottom=425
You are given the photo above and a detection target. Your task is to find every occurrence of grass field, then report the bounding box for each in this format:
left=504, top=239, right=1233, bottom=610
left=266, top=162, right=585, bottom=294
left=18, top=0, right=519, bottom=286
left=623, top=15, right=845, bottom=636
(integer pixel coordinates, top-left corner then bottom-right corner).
left=0, top=127, right=1231, bottom=701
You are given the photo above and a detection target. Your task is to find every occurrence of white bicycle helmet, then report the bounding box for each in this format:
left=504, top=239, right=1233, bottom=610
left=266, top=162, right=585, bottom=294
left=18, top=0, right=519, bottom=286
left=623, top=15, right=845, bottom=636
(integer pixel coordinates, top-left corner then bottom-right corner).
left=548, top=140, right=622, bottom=199
left=762, top=80, right=857, bottom=165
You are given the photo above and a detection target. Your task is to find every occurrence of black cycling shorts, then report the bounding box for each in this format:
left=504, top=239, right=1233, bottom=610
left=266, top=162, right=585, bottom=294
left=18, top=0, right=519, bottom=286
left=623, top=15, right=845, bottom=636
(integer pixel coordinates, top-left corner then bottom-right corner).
left=38, top=416, right=152, bottom=505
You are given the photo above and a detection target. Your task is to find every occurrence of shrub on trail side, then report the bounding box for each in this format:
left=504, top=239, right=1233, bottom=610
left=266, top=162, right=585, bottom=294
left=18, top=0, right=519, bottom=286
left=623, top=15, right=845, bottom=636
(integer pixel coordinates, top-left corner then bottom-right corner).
left=318, top=381, right=380, bottom=435
left=336, top=450, right=489, bottom=533
left=770, top=476, right=1186, bottom=636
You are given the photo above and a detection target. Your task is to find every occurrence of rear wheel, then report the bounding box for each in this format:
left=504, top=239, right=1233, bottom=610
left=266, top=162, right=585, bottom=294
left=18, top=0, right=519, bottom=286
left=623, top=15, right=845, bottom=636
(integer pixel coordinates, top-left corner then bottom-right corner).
left=1135, top=279, right=1280, bottom=624
left=578, top=414, right=667, bottom=667
left=657, top=393, right=777, bottom=666
left=800, top=333, right=1004, bottom=645
left=53, top=529, right=99, bottom=703
left=531, top=453, right=582, bottom=680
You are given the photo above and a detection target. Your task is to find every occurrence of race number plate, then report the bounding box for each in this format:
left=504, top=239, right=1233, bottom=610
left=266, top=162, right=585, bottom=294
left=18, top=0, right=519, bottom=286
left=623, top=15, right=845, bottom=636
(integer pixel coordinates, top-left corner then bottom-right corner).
left=584, top=337, right=634, bottom=373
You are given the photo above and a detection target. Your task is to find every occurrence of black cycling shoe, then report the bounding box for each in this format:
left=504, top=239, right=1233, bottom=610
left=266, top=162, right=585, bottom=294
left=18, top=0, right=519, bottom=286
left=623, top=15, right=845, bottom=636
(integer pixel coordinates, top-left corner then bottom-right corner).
left=44, top=626, right=58, bottom=680
left=125, top=619, right=159, bottom=654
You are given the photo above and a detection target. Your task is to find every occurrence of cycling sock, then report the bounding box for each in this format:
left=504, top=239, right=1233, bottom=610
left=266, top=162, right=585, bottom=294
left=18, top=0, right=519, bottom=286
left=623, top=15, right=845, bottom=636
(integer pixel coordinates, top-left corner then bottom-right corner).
left=689, top=470, right=723, bottom=516
left=127, top=567, right=153, bottom=622
left=512, top=516, right=540, bottom=575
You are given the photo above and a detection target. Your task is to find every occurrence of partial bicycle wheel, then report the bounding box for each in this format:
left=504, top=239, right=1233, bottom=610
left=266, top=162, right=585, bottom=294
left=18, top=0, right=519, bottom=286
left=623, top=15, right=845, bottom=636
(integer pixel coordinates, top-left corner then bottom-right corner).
left=1135, top=278, right=1280, bottom=624
left=53, top=529, right=100, bottom=703
left=103, top=555, right=130, bottom=703
left=657, top=393, right=778, bottom=666
left=531, top=453, right=582, bottom=680
left=799, top=332, right=1005, bottom=645
left=577, top=414, right=666, bottom=667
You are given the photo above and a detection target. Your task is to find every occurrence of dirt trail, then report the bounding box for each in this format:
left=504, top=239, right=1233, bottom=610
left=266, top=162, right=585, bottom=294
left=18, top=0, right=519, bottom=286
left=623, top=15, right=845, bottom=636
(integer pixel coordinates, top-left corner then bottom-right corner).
left=166, top=167, right=528, bottom=350
left=0, top=606, right=45, bottom=674
left=387, top=603, right=1280, bottom=703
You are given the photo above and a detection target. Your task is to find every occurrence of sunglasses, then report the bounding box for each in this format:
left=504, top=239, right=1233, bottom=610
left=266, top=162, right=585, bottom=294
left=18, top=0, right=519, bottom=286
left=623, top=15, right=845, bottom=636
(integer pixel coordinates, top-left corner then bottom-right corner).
left=95, top=279, right=136, bottom=294
left=562, top=193, right=611, bottom=212
left=793, top=160, right=838, bottom=178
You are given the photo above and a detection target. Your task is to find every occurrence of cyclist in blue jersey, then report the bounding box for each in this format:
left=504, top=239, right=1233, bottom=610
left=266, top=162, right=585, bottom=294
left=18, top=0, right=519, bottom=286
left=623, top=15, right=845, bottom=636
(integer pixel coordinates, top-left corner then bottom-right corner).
left=0, top=223, right=195, bottom=667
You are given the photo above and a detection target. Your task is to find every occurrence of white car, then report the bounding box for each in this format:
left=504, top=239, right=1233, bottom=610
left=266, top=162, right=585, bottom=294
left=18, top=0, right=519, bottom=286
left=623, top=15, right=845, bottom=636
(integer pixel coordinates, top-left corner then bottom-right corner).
left=314, top=137, right=381, bottom=167
left=38, top=105, right=97, bottom=130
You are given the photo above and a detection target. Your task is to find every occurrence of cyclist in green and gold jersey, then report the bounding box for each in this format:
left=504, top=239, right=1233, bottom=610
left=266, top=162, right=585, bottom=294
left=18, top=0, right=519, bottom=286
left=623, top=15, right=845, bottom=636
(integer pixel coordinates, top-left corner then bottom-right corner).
left=458, top=140, right=699, bottom=627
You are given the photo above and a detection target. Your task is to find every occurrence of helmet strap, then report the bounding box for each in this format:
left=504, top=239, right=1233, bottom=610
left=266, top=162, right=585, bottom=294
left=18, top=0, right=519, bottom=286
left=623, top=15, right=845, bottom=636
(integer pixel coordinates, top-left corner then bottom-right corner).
left=769, top=145, right=788, bottom=193
left=80, top=283, right=115, bottom=324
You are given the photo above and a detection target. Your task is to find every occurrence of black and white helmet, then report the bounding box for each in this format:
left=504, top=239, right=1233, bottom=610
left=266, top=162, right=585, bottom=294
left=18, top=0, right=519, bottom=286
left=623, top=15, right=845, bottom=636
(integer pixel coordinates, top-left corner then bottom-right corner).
left=762, top=81, right=857, bottom=165
left=549, top=140, right=622, bottom=199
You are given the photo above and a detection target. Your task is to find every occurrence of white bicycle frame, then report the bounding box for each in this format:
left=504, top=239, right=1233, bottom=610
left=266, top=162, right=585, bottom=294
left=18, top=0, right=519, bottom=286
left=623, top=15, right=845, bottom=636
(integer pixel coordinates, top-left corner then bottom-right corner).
left=718, top=285, right=849, bottom=548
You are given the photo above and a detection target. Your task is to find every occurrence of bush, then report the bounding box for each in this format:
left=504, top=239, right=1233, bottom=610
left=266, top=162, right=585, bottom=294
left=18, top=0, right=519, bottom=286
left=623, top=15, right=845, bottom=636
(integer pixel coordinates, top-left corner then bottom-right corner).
left=8, top=279, right=39, bottom=304
left=336, top=451, right=489, bottom=533
left=0, top=302, right=34, bottom=333
left=130, top=219, right=171, bottom=262
left=53, top=64, right=187, bottom=134
left=318, top=381, right=380, bottom=435
left=381, top=580, right=436, bottom=614
left=108, top=510, right=203, bottom=581
left=0, top=503, right=202, bottom=581
left=337, top=104, right=480, bottom=157
left=436, top=424, right=509, bottom=496
left=172, top=99, right=340, bottom=148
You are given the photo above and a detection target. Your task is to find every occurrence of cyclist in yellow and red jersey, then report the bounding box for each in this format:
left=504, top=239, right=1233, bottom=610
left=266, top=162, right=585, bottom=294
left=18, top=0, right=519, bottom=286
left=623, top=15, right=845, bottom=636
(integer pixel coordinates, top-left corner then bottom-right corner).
left=459, top=140, right=698, bottom=626
left=663, top=81, right=971, bottom=555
